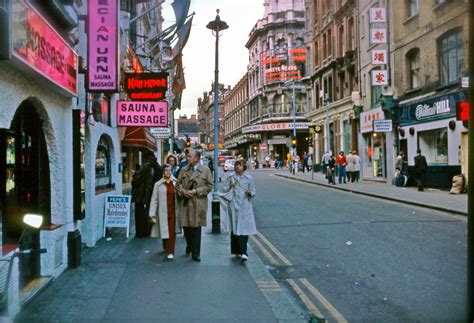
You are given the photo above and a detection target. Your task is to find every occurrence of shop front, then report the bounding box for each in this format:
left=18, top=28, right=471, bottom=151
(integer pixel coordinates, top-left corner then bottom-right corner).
left=241, top=122, right=310, bottom=165
left=397, top=90, right=467, bottom=188
left=0, top=0, right=78, bottom=314
left=359, top=107, right=393, bottom=182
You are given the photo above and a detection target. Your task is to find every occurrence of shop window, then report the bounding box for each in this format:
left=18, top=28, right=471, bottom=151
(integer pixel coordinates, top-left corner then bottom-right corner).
left=418, top=128, right=448, bottom=164
left=407, top=48, right=420, bottom=89
left=407, top=0, right=419, bottom=18
left=438, top=30, right=464, bottom=86
left=95, top=136, right=113, bottom=190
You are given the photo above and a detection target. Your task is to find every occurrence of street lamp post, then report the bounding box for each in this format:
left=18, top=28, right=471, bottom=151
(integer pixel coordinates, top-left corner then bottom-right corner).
left=207, top=9, right=228, bottom=234
left=324, top=93, right=330, bottom=153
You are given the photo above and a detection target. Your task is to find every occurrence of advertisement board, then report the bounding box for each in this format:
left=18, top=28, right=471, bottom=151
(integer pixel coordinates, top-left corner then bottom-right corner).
left=88, top=0, right=119, bottom=92
left=117, top=101, right=168, bottom=127
left=242, top=122, right=309, bottom=134
left=124, top=72, right=168, bottom=101
left=12, top=0, right=78, bottom=95
left=260, top=47, right=306, bottom=85
left=103, top=195, right=131, bottom=238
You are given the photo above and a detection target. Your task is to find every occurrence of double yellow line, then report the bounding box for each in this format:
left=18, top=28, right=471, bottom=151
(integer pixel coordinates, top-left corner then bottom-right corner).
left=251, top=230, right=346, bottom=322
left=287, top=278, right=348, bottom=323
left=250, top=230, right=292, bottom=266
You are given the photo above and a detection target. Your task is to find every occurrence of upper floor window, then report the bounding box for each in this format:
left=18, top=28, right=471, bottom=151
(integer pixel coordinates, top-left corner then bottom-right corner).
left=406, top=48, right=420, bottom=89
left=439, top=30, right=464, bottom=85
left=407, top=0, right=419, bottom=18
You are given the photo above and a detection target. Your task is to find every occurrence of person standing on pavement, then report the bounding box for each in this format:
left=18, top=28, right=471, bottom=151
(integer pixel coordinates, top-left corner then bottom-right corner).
left=176, top=150, right=213, bottom=262
left=131, top=152, right=163, bottom=238
left=222, top=160, right=257, bottom=264
left=302, top=152, right=309, bottom=173
left=294, top=153, right=300, bottom=174
left=166, top=154, right=179, bottom=178
left=336, top=151, right=347, bottom=184
left=149, top=164, right=180, bottom=260
left=327, top=154, right=336, bottom=184
left=395, top=151, right=407, bottom=187
left=352, top=150, right=361, bottom=182
left=321, top=151, right=330, bottom=178
left=346, top=151, right=355, bottom=183
left=414, top=149, right=428, bottom=191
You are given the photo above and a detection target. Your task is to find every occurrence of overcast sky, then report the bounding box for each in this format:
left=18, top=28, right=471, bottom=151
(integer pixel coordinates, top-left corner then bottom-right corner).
left=165, top=0, right=264, bottom=117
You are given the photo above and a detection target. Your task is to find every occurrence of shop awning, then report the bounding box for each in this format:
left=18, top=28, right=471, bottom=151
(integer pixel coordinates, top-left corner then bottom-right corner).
left=121, top=127, right=157, bottom=151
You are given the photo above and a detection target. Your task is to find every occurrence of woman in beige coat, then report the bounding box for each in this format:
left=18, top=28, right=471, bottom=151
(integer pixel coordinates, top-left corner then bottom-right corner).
left=149, top=164, right=180, bottom=260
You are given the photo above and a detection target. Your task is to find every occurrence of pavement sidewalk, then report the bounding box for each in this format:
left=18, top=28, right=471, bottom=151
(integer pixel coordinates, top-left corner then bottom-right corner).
left=273, top=169, right=468, bottom=216
left=16, top=226, right=305, bottom=322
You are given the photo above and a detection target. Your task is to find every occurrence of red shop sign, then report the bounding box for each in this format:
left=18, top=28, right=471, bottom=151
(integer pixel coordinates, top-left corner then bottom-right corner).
left=124, top=72, right=168, bottom=101
left=12, top=0, right=78, bottom=96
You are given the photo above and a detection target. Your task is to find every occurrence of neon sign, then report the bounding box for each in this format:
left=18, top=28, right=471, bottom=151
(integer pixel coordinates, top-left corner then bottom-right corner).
left=12, top=0, right=78, bottom=95
left=124, top=72, right=168, bottom=101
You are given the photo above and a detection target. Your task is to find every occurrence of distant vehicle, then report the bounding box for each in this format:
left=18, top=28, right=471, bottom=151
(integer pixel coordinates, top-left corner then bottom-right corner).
left=224, top=159, right=236, bottom=172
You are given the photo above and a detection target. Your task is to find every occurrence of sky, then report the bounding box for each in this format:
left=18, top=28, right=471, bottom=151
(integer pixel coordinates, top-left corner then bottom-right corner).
left=163, top=0, right=264, bottom=117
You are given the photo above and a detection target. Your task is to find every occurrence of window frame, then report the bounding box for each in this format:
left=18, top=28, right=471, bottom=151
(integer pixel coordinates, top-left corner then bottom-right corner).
left=438, top=29, right=464, bottom=86
left=406, top=48, right=420, bottom=89
left=95, top=136, right=113, bottom=191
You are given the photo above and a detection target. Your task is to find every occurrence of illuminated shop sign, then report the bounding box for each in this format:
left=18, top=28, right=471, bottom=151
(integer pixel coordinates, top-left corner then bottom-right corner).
left=124, top=72, right=168, bottom=101
left=12, top=0, right=78, bottom=95
left=88, top=0, right=119, bottom=92
left=242, top=122, right=309, bottom=134
left=117, top=101, right=168, bottom=127
left=260, top=48, right=306, bottom=85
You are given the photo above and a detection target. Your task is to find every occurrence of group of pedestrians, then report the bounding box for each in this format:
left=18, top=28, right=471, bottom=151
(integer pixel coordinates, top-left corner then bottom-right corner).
left=395, top=149, right=427, bottom=191
left=323, top=150, right=361, bottom=185
left=131, top=150, right=257, bottom=264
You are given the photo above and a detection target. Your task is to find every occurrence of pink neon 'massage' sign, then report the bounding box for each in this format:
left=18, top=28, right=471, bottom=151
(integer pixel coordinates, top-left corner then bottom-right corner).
left=117, top=101, right=169, bottom=127
left=88, top=0, right=119, bottom=92
left=12, top=0, right=78, bottom=96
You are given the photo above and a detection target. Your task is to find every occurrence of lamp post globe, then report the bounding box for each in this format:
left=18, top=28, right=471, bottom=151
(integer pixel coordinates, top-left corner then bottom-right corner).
left=207, top=9, right=228, bottom=234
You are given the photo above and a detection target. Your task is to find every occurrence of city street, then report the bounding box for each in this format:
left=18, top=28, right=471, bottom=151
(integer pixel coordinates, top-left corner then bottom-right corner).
left=249, top=170, right=467, bottom=322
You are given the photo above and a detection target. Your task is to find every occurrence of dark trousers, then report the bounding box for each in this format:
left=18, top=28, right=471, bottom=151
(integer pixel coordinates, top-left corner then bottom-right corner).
left=135, top=203, right=150, bottom=238
left=231, top=233, right=249, bottom=256
left=183, top=227, right=201, bottom=258
left=415, top=172, right=425, bottom=191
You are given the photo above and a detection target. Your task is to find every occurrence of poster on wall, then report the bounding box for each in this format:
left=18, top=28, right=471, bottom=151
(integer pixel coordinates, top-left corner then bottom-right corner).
left=11, top=0, right=78, bottom=95
left=103, top=195, right=131, bottom=238
left=88, top=0, right=119, bottom=92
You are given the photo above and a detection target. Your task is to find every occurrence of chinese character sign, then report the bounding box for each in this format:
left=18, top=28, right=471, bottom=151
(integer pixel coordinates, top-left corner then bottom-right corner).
left=370, top=29, right=387, bottom=44
left=371, top=50, right=387, bottom=65
left=371, top=70, right=388, bottom=86
left=369, top=8, right=386, bottom=23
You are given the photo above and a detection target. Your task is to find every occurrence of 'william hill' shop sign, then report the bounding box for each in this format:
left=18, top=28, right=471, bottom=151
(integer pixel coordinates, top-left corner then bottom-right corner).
left=398, top=91, right=467, bottom=125
left=117, top=101, right=168, bottom=127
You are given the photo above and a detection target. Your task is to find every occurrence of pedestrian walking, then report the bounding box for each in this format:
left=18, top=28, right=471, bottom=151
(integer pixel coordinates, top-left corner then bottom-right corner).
left=294, top=154, right=300, bottom=174
left=321, top=151, right=330, bottom=178
left=166, top=154, right=179, bottom=178
left=176, top=150, right=213, bottom=262
left=287, top=152, right=292, bottom=174
left=352, top=150, right=361, bottom=182
left=175, top=149, right=189, bottom=178
left=327, top=154, right=336, bottom=184
left=346, top=151, right=355, bottom=182
left=336, top=151, right=347, bottom=184
left=414, top=149, right=428, bottom=191
left=221, top=160, right=256, bottom=264
left=149, top=164, right=180, bottom=260
left=131, top=152, right=163, bottom=238
left=307, top=154, right=313, bottom=172
left=302, top=152, right=309, bottom=173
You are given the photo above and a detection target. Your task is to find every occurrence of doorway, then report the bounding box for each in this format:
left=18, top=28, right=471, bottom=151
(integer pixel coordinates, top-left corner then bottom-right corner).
left=0, top=101, right=51, bottom=288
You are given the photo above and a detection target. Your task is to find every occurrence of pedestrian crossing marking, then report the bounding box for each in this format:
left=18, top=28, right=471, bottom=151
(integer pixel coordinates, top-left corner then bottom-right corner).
left=287, top=279, right=325, bottom=319
left=299, top=278, right=348, bottom=323
left=256, top=281, right=283, bottom=292
left=256, top=230, right=293, bottom=266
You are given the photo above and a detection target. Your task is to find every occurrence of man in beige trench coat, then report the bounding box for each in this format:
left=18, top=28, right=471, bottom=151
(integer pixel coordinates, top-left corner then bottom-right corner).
left=176, top=150, right=213, bottom=262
